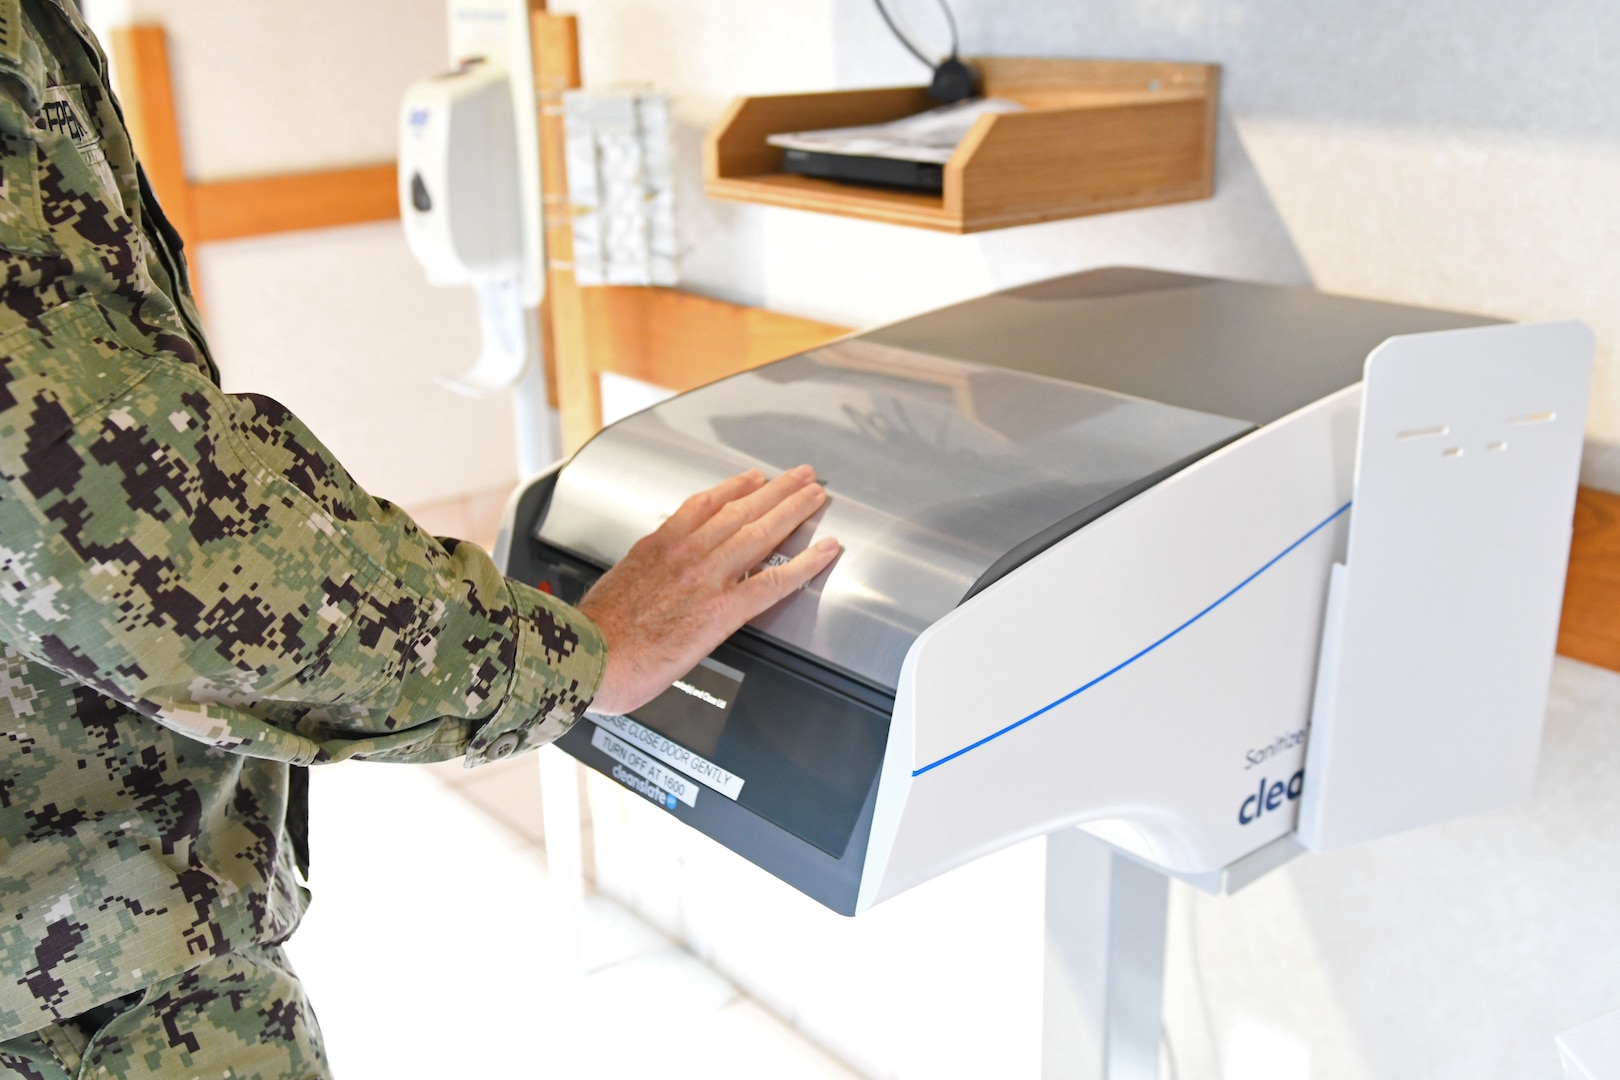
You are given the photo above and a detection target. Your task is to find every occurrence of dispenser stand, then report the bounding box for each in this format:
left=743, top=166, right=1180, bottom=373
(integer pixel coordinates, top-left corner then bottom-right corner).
left=1043, top=829, right=1170, bottom=1080
left=510, top=310, right=560, bottom=473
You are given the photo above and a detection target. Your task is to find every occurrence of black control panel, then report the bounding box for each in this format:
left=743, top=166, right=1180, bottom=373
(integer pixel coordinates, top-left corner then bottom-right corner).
left=502, top=473, right=893, bottom=915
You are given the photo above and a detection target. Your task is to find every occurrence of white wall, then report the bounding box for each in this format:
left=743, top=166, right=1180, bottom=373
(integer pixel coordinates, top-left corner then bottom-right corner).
left=84, top=0, right=513, bottom=508
left=562, top=0, right=1620, bottom=488
left=74, top=0, right=1620, bottom=495
left=556, top=2, right=1620, bottom=1077
left=820, top=0, right=1620, bottom=489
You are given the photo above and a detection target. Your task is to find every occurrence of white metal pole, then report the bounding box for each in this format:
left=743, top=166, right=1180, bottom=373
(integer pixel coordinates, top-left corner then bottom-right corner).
left=539, top=743, right=587, bottom=978
left=1043, top=829, right=1171, bottom=1080
left=510, top=306, right=559, bottom=475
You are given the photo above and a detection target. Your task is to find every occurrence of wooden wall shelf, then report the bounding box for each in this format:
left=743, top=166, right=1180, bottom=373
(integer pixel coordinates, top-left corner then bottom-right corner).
left=704, top=58, right=1219, bottom=235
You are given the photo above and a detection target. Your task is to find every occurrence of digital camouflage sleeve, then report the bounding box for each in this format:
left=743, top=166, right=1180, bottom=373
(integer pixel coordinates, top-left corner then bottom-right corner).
left=0, top=0, right=606, bottom=1041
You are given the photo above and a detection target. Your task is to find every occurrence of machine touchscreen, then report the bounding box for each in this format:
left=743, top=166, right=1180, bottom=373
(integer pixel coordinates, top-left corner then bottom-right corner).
left=603, top=639, right=889, bottom=860
left=629, top=657, right=742, bottom=758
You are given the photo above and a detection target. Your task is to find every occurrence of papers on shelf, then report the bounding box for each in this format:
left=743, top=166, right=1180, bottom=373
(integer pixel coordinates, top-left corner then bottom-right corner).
left=765, top=97, right=1024, bottom=164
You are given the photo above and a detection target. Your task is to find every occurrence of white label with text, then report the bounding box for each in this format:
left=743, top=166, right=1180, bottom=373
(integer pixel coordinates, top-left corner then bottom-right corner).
left=590, top=713, right=745, bottom=800
left=591, top=725, right=698, bottom=807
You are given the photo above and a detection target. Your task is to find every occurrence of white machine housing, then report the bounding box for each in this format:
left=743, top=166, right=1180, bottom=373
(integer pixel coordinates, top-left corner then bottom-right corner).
left=498, top=269, right=1593, bottom=916
left=864, top=322, right=1590, bottom=910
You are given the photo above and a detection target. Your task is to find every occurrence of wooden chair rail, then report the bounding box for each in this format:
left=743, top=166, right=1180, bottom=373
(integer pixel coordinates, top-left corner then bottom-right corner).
left=580, top=286, right=848, bottom=393
left=189, top=164, right=398, bottom=243
left=1559, top=485, right=1620, bottom=673
left=109, top=25, right=400, bottom=270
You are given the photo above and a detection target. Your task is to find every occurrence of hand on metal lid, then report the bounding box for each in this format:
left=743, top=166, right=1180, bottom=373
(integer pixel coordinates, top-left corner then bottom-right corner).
left=578, top=466, right=841, bottom=717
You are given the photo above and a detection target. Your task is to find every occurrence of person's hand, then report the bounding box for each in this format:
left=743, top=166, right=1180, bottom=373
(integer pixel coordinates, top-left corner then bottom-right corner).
left=576, top=465, right=840, bottom=717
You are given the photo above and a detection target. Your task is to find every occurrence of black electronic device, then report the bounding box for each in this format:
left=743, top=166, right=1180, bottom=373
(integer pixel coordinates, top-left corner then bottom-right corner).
left=779, top=147, right=945, bottom=192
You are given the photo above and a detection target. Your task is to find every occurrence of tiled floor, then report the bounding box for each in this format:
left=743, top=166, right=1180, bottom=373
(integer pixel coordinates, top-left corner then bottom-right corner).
left=286, top=759, right=863, bottom=1079
left=282, top=490, right=862, bottom=1077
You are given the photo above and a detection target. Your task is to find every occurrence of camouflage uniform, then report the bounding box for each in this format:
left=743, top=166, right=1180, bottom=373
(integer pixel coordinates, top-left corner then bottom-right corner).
left=0, top=0, right=606, bottom=1074
left=0, top=943, right=323, bottom=1079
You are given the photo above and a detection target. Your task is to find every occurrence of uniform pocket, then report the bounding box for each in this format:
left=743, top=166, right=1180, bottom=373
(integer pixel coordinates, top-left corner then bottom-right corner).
left=0, top=297, right=158, bottom=490
left=0, top=24, right=57, bottom=258
left=0, top=123, right=56, bottom=255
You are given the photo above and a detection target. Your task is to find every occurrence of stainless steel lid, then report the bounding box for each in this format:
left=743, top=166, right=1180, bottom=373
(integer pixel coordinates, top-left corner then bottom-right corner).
left=536, top=337, right=1251, bottom=691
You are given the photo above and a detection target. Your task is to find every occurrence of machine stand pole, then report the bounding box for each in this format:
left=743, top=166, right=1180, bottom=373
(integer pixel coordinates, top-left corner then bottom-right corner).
left=538, top=743, right=587, bottom=977
left=1043, top=829, right=1170, bottom=1080
left=511, top=309, right=559, bottom=476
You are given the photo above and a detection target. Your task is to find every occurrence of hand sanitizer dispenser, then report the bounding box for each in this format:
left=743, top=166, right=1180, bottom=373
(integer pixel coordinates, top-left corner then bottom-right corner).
left=397, top=0, right=552, bottom=465
left=399, top=61, right=523, bottom=288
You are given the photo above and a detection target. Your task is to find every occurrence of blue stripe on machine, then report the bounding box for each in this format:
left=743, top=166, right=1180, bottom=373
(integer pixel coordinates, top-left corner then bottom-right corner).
left=911, top=501, right=1354, bottom=778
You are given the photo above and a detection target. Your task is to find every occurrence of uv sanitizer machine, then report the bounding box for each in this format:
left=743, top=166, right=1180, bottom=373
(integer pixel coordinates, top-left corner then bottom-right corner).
left=497, top=268, right=1592, bottom=917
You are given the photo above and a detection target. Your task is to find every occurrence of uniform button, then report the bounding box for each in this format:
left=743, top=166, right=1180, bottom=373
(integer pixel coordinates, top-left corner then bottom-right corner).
left=489, top=732, right=521, bottom=759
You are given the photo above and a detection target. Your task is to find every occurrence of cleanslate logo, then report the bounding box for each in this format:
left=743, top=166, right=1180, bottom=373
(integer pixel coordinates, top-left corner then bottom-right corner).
left=611, top=763, right=679, bottom=812
left=1238, top=769, right=1304, bottom=825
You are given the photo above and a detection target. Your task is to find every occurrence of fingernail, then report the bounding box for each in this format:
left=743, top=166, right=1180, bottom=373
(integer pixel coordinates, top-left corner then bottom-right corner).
left=790, top=464, right=815, bottom=480
left=746, top=469, right=765, bottom=483
left=815, top=537, right=841, bottom=553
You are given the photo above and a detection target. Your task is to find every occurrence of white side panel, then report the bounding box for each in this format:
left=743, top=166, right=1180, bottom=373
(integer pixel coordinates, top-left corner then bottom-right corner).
left=1298, top=321, right=1594, bottom=851
left=862, top=386, right=1361, bottom=908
